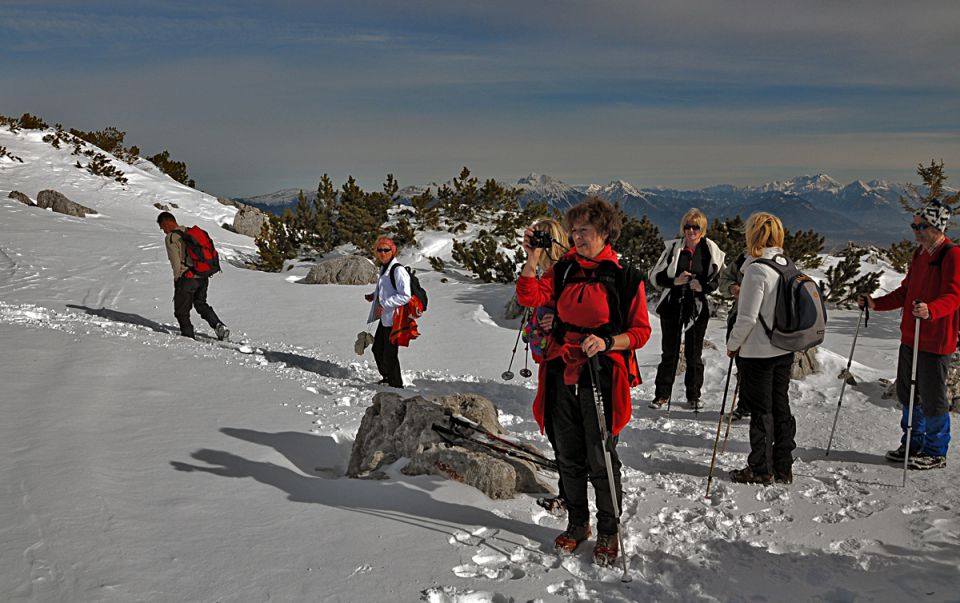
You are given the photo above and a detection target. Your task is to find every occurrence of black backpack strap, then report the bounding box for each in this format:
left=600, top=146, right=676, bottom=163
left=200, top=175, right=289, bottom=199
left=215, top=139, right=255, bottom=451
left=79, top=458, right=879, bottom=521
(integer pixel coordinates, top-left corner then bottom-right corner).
left=928, top=242, right=957, bottom=267
left=389, top=263, right=402, bottom=290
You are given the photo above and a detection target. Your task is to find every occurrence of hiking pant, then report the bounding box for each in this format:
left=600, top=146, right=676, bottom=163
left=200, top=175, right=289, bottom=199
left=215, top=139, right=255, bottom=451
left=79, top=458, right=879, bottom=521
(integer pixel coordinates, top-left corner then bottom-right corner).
left=373, top=322, right=403, bottom=387
left=739, top=353, right=795, bottom=476
left=546, top=357, right=622, bottom=535
left=654, top=304, right=710, bottom=401
left=173, top=277, right=221, bottom=337
left=896, top=344, right=951, bottom=457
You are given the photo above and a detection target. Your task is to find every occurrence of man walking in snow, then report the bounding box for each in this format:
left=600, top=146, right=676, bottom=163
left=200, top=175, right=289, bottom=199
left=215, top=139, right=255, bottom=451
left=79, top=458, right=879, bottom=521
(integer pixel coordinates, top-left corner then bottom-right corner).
left=157, top=212, right=229, bottom=341
left=859, top=201, right=960, bottom=470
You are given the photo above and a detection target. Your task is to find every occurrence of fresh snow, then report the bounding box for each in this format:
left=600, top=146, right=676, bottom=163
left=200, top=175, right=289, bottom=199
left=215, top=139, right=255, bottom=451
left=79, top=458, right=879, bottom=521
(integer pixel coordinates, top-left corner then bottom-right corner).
left=2, top=126, right=959, bottom=602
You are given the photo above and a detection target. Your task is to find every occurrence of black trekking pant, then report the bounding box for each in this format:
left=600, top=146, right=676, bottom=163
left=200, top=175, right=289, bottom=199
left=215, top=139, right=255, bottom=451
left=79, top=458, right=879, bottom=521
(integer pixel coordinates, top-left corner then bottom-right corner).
left=654, top=305, right=710, bottom=401
left=546, top=357, right=622, bottom=535
left=173, top=277, right=222, bottom=337
left=739, top=353, right=795, bottom=475
left=373, top=322, right=403, bottom=387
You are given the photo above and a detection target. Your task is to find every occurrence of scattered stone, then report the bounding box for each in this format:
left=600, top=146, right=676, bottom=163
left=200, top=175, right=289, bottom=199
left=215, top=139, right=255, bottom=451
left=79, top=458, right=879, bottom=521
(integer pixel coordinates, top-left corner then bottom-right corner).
left=35, top=189, right=97, bottom=217
left=504, top=293, right=525, bottom=320
left=154, top=202, right=171, bottom=211
left=8, top=190, right=34, bottom=206
left=792, top=348, right=819, bottom=380
left=348, top=392, right=552, bottom=499
left=303, top=255, right=377, bottom=285
left=231, top=204, right=269, bottom=238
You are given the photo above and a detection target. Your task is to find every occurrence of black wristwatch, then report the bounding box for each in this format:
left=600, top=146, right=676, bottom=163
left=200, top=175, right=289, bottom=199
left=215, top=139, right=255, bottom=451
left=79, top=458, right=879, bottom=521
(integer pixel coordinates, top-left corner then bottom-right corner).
left=602, top=334, right=615, bottom=352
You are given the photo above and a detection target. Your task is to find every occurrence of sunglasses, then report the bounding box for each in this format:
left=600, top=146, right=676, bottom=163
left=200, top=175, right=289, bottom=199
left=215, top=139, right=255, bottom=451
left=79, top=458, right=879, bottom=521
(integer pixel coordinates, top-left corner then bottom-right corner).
left=910, top=223, right=931, bottom=231
left=375, top=247, right=393, bottom=253
left=683, top=224, right=701, bottom=231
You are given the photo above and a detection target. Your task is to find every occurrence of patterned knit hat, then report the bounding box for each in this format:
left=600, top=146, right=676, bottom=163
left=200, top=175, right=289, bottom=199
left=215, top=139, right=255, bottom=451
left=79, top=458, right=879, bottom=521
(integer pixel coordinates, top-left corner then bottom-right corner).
left=914, top=201, right=951, bottom=232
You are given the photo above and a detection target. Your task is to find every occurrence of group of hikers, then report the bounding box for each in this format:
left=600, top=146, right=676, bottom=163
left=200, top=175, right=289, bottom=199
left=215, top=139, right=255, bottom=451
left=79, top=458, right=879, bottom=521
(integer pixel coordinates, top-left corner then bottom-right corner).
left=156, top=192, right=960, bottom=568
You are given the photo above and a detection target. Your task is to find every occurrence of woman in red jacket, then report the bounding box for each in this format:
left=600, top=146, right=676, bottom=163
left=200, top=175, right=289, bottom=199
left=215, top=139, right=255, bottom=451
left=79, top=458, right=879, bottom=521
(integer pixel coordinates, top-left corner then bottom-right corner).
left=516, top=196, right=651, bottom=566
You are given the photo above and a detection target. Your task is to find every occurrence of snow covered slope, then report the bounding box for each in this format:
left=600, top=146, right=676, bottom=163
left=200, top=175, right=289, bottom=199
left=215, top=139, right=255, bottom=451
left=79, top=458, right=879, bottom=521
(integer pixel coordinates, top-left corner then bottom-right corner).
left=1, top=126, right=958, bottom=602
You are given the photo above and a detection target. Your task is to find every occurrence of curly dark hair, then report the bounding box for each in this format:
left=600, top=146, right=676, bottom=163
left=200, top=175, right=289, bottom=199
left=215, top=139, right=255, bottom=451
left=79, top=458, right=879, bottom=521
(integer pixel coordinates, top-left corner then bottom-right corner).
left=564, top=195, right=621, bottom=244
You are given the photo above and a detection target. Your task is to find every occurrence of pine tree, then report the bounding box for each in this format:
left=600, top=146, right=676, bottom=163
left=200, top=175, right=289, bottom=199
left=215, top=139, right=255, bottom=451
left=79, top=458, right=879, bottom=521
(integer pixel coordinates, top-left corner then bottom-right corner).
left=255, top=215, right=298, bottom=271
left=615, top=209, right=663, bottom=277
left=312, top=174, right=338, bottom=251
left=411, top=188, right=440, bottom=231
left=885, top=239, right=915, bottom=273
left=823, top=245, right=881, bottom=307
left=709, top=215, right=746, bottom=260
left=783, top=228, right=824, bottom=269
left=452, top=232, right=518, bottom=283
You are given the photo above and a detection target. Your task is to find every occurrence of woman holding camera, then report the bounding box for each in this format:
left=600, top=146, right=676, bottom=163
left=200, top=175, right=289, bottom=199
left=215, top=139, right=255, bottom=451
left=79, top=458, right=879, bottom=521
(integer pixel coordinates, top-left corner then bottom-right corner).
left=649, top=208, right=725, bottom=410
left=516, top=196, right=651, bottom=566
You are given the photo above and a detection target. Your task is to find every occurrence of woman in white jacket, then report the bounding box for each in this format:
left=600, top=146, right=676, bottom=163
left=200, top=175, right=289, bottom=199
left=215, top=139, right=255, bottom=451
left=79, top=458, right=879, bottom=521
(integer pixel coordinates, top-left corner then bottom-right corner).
left=364, top=237, right=411, bottom=388
left=725, top=212, right=796, bottom=485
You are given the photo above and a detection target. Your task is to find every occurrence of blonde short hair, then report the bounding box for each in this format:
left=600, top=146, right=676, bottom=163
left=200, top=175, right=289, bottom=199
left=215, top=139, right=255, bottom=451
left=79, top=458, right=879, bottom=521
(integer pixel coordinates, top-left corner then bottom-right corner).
left=532, top=218, right=569, bottom=271
left=679, top=208, right=708, bottom=237
left=745, top=212, right=785, bottom=257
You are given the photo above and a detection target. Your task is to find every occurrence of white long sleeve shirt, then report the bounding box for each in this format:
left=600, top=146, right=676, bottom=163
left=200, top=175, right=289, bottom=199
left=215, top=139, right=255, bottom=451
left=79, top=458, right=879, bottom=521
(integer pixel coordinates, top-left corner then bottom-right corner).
left=367, top=258, right=412, bottom=327
left=726, top=247, right=792, bottom=358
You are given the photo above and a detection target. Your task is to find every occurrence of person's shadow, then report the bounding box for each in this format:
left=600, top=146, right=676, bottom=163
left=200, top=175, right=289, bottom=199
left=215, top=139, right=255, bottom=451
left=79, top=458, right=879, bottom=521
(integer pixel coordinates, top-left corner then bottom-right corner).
left=65, top=304, right=175, bottom=333
left=171, top=428, right=554, bottom=553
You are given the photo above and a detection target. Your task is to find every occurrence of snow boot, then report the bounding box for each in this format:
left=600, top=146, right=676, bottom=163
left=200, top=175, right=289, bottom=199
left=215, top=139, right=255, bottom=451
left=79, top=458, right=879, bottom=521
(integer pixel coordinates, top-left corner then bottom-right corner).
left=774, top=467, right=793, bottom=484
left=648, top=397, right=669, bottom=409
left=215, top=323, right=230, bottom=341
left=554, top=522, right=590, bottom=554
left=729, top=466, right=773, bottom=486
left=592, top=532, right=620, bottom=567
left=687, top=399, right=704, bottom=410
left=908, top=453, right=947, bottom=470
left=884, top=445, right=918, bottom=463
left=731, top=406, right=750, bottom=421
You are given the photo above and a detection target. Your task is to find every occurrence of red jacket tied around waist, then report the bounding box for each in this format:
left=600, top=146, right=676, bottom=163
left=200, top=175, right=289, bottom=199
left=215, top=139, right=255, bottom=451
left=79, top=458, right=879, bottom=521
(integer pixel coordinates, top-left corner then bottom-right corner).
left=516, top=246, right=652, bottom=435
left=874, top=239, right=960, bottom=355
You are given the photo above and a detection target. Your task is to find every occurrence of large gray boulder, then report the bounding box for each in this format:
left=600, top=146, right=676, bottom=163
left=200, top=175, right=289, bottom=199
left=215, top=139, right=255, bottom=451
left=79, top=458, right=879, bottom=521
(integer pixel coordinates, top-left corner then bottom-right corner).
left=36, top=189, right=97, bottom=217
left=348, top=392, right=553, bottom=499
left=303, top=255, right=378, bottom=285
left=8, top=191, right=34, bottom=206
left=231, top=204, right=269, bottom=238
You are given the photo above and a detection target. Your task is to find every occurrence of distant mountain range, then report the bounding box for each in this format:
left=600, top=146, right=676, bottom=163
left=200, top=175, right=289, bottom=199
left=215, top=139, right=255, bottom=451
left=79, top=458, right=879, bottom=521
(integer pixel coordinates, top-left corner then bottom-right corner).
left=233, top=173, right=942, bottom=246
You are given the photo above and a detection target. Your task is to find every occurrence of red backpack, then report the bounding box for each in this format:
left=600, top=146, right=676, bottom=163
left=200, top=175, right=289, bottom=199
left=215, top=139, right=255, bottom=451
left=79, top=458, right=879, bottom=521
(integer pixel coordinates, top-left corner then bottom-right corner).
left=180, top=226, right=221, bottom=278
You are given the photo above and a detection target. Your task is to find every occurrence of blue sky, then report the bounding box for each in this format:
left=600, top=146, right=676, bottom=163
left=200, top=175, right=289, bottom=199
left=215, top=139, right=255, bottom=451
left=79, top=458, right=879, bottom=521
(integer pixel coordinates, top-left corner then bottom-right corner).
left=2, top=0, right=958, bottom=196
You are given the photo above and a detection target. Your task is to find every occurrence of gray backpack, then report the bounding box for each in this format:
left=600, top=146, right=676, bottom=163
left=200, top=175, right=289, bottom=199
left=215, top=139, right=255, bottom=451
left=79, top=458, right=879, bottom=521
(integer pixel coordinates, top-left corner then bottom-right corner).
left=755, top=254, right=827, bottom=351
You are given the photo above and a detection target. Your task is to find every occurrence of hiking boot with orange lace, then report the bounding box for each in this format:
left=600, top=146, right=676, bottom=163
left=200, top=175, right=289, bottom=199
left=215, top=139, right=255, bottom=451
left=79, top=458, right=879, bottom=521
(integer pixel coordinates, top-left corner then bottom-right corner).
left=729, top=466, right=773, bottom=486
left=554, top=522, right=591, bottom=553
left=593, top=531, right=620, bottom=567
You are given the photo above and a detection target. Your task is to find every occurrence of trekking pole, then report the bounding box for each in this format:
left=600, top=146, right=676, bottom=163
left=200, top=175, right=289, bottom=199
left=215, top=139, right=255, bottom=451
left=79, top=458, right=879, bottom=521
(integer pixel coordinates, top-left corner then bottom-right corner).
left=705, top=355, right=735, bottom=498
left=502, top=307, right=530, bottom=381
left=720, top=378, right=740, bottom=454
left=520, top=339, right=533, bottom=378
left=902, top=302, right=922, bottom=487
left=826, top=306, right=865, bottom=456
left=587, top=355, right=631, bottom=583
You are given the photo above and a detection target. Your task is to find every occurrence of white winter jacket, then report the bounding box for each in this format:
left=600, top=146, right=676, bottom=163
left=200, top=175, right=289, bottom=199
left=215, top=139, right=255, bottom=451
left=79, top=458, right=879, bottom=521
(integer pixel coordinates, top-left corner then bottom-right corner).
left=726, top=247, right=792, bottom=358
left=366, top=258, right=411, bottom=327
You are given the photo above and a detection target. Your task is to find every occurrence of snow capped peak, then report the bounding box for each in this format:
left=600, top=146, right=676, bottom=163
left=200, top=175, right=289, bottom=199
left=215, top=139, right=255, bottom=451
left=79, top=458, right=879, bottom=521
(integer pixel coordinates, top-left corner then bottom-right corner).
left=757, top=173, right=842, bottom=194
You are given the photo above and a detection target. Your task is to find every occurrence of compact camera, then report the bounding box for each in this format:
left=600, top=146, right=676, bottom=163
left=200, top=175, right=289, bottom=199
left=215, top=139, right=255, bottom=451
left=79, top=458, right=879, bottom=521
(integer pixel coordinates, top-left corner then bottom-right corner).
left=530, top=230, right=553, bottom=249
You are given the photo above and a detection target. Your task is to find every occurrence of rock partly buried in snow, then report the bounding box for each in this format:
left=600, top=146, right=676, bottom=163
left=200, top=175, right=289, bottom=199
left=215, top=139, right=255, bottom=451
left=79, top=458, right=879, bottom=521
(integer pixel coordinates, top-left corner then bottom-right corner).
left=35, top=189, right=97, bottom=217
left=231, top=204, right=269, bottom=238
left=347, top=392, right=552, bottom=499
left=8, top=190, right=34, bottom=206
left=504, top=293, right=525, bottom=320
left=303, top=255, right=377, bottom=285
left=791, top=348, right=819, bottom=379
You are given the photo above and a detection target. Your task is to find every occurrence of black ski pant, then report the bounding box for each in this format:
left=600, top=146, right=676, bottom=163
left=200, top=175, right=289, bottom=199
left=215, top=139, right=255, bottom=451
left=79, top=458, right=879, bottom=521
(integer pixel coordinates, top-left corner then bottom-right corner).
left=739, top=353, right=795, bottom=475
left=173, top=277, right=222, bottom=337
left=545, top=357, right=622, bottom=535
left=373, top=322, right=403, bottom=387
left=654, top=306, right=710, bottom=401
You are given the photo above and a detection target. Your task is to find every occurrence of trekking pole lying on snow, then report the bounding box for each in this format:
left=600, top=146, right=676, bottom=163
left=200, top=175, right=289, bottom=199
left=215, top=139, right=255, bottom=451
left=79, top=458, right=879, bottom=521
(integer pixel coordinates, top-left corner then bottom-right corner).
left=587, top=355, right=631, bottom=583
left=720, top=378, right=740, bottom=455
left=705, top=356, right=735, bottom=498
left=502, top=307, right=530, bottom=381
left=826, top=306, right=866, bottom=456
left=903, top=302, right=922, bottom=487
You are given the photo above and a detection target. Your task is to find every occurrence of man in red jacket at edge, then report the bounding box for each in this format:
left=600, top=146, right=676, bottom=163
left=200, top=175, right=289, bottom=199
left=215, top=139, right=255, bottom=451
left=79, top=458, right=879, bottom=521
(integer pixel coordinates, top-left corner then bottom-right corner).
left=516, top=196, right=651, bottom=566
left=860, top=201, right=960, bottom=470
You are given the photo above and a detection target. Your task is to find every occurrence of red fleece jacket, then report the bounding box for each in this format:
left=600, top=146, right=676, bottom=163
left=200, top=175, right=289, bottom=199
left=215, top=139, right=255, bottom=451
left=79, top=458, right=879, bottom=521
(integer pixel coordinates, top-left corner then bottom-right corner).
left=516, top=246, right=651, bottom=435
left=873, top=239, right=960, bottom=355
